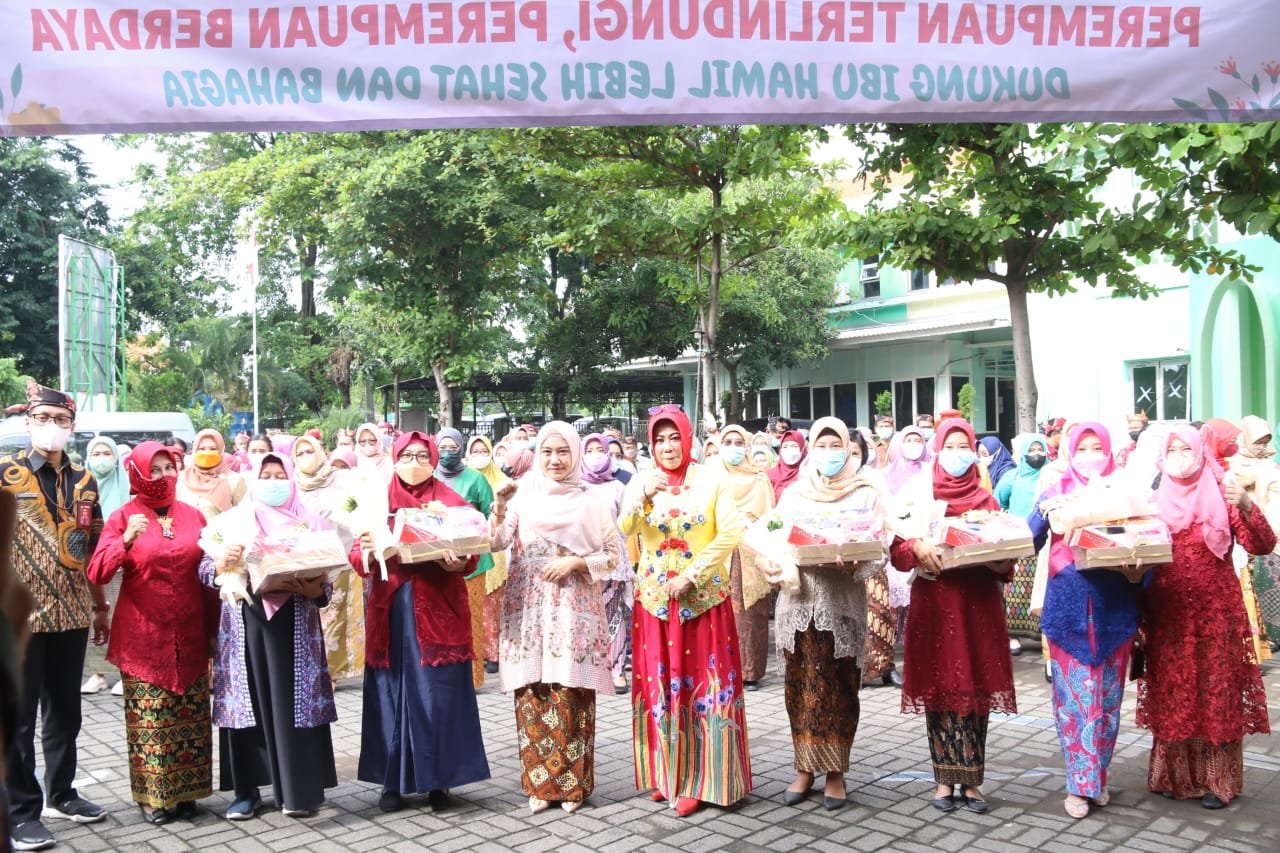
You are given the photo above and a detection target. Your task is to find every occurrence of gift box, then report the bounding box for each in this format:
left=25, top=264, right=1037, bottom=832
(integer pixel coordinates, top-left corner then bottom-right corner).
left=743, top=507, right=886, bottom=569
left=393, top=503, right=492, bottom=564
left=1042, top=478, right=1157, bottom=535
left=931, top=512, right=1035, bottom=569
left=245, top=527, right=350, bottom=595
left=1070, top=517, right=1172, bottom=569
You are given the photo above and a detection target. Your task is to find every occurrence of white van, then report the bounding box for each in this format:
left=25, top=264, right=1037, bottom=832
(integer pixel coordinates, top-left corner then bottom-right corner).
left=0, top=411, right=197, bottom=462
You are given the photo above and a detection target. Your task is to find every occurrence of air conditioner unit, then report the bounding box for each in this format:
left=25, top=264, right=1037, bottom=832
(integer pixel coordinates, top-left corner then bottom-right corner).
left=860, top=263, right=879, bottom=284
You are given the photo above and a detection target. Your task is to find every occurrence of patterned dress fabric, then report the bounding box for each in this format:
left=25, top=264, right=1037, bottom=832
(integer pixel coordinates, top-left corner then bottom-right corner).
left=924, top=711, right=989, bottom=786
left=1049, top=643, right=1129, bottom=798
left=122, top=674, right=213, bottom=809
left=1003, top=556, right=1041, bottom=637
left=729, top=550, right=770, bottom=682
left=783, top=628, right=860, bottom=773
left=515, top=683, right=596, bottom=802
left=862, top=570, right=895, bottom=684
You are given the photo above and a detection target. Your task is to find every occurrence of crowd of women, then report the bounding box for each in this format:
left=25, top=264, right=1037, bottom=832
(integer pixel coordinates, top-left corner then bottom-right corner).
left=73, top=406, right=1276, bottom=830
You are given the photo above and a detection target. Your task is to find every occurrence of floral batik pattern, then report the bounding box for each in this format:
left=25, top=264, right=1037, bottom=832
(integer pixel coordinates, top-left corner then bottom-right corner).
left=1049, top=643, right=1129, bottom=798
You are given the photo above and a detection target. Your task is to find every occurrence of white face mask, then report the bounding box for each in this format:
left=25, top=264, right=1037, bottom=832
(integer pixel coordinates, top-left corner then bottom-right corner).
left=875, top=427, right=894, bottom=441
left=780, top=447, right=803, bottom=466
left=1165, top=455, right=1199, bottom=479
left=30, top=423, right=72, bottom=453
left=901, top=441, right=925, bottom=462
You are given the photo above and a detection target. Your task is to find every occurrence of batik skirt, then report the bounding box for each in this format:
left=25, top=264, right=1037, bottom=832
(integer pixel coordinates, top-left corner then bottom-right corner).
left=729, top=550, right=770, bottom=683
left=1049, top=643, right=1129, bottom=798
left=1004, top=556, right=1040, bottom=638
left=862, top=570, right=895, bottom=684
left=924, top=711, right=989, bottom=787
left=123, top=673, right=213, bottom=809
left=321, top=569, right=365, bottom=680
left=1149, top=739, right=1246, bottom=803
left=516, top=683, right=595, bottom=802
left=784, top=627, right=860, bottom=774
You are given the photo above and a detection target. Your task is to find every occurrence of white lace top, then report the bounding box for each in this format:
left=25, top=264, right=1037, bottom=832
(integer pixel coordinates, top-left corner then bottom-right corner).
left=774, top=483, right=887, bottom=665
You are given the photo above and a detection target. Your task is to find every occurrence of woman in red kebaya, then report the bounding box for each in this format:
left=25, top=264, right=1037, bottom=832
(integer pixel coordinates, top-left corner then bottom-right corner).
left=86, top=441, right=214, bottom=825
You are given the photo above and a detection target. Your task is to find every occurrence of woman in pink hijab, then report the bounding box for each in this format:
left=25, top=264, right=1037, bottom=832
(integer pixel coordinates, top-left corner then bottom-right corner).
left=1138, top=425, right=1276, bottom=809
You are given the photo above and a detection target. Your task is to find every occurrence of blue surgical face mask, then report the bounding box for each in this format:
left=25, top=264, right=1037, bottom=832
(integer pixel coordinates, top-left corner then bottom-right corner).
left=939, top=448, right=977, bottom=477
left=720, top=445, right=746, bottom=466
left=255, top=479, right=292, bottom=507
left=813, top=449, right=847, bottom=478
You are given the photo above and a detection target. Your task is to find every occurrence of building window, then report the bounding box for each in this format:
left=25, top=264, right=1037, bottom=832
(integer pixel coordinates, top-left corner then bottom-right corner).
left=910, top=269, right=929, bottom=291
left=951, top=375, right=970, bottom=409
left=789, top=386, right=812, bottom=421
left=860, top=255, right=880, bottom=299
left=916, top=377, right=935, bottom=417
left=894, top=380, right=914, bottom=430
left=834, top=383, right=857, bottom=426
left=812, top=386, right=832, bottom=419
left=868, top=380, right=892, bottom=425
left=758, top=388, right=781, bottom=420
left=1131, top=359, right=1190, bottom=421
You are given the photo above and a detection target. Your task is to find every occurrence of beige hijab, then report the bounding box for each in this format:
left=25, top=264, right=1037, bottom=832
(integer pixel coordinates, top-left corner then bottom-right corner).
left=717, top=425, right=774, bottom=522
left=792, top=416, right=876, bottom=503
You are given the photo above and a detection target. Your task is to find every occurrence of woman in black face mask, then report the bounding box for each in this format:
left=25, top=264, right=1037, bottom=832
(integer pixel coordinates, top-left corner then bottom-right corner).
left=994, top=433, right=1051, bottom=656
left=1116, top=412, right=1150, bottom=469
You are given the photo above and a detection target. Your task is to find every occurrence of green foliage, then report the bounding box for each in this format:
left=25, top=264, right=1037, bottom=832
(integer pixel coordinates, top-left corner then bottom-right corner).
left=0, top=138, right=110, bottom=380
left=184, top=405, right=231, bottom=437
left=958, top=383, right=976, bottom=424
left=0, top=357, right=33, bottom=407
left=874, top=390, right=894, bottom=418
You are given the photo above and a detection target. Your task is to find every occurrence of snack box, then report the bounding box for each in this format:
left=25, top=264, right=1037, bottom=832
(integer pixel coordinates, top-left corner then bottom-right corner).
left=393, top=504, right=492, bottom=564
left=931, top=512, right=1035, bottom=569
left=744, top=508, right=886, bottom=567
left=246, top=528, right=350, bottom=594
left=1069, top=517, right=1172, bottom=569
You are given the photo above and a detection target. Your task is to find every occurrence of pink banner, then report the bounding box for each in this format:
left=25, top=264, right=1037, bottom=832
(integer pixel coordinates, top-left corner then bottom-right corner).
left=1, top=2, right=1277, bottom=135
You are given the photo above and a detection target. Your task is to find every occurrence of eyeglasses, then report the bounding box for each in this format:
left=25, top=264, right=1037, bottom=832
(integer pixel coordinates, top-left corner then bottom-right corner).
left=30, top=413, right=73, bottom=427
left=397, top=451, right=432, bottom=464
left=648, top=403, right=683, bottom=416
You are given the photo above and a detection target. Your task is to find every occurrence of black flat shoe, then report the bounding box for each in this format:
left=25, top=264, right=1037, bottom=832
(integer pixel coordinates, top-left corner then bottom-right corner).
left=483, top=660, right=499, bottom=674
left=1202, top=794, right=1226, bottom=810
left=962, top=795, right=990, bottom=814
left=882, top=668, right=903, bottom=688
left=173, top=801, right=199, bottom=820
left=379, top=791, right=406, bottom=813
left=427, top=789, right=451, bottom=812
left=743, top=680, right=760, bottom=691
left=931, top=795, right=956, bottom=812
left=823, top=796, right=848, bottom=811
left=782, top=788, right=813, bottom=806
left=141, top=806, right=174, bottom=825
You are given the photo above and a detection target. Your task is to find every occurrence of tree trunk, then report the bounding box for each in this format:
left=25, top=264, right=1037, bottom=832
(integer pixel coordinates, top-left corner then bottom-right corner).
left=552, top=387, right=567, bottom=422
left=703, top=185, right=723, bottom=429
left=1005, top=279, right=1038, bottom=434
left=392, top=369, right=401, bottom=429
left=363, top=376, right=375, bottom=419
left=431, top=361, right=453, bottom=428
left=722, top=358, right=741, bottom=423
left=298, top=237, right=318, bottom=320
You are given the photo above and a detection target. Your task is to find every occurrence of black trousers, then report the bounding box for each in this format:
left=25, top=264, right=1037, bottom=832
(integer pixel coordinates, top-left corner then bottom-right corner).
left=4, top=628, right=89, bottom=824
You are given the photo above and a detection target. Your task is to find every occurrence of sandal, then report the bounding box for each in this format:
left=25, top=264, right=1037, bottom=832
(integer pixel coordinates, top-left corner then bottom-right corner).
left=1090, top=789, right=1110, bottom=808
left=1064, top=796, right=1090, bottom=819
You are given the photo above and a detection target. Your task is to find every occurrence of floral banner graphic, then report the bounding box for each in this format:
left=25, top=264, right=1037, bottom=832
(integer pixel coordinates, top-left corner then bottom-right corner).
left=1, top=1, right=1276, bottom=136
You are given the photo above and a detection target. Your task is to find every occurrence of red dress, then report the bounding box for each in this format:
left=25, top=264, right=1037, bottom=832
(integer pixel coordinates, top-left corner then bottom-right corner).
left=1137, top=503, right=1274, bottom=747
left=86, top=499, right=212, bottom=694
left=890, top=498, right=1017, bottom=718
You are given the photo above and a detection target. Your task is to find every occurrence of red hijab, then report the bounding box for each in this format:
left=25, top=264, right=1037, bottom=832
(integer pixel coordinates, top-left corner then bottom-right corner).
left=767, top=429, right=809, bottom=500
left=387, top=431, right=468, bottom=512
left=1204, top=418, right=1242, bottom=471
left=931, top=418, right=998, bottom=516
left=648, top=406, right=693, bottom=487
left=126, top=441, right=182, bottom=509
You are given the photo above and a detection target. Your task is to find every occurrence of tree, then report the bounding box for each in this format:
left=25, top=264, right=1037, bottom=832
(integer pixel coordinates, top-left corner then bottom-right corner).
left=0, top=138, right=109, bottom=381
left=0, top=357, right=32, bottom=408
left=841, top=123, right=1247, bottom=433
left=531, top=125, right=831, bottom=427
left=326, top=131, right=531, bottom=428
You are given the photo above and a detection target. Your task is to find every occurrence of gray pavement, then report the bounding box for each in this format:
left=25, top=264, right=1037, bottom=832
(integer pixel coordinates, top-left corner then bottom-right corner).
left=46, top=644, right=1280, bottom=852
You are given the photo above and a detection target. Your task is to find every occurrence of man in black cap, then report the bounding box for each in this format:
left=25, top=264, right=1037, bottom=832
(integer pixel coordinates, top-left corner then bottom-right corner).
left=1, top=384, right=108, bottom=851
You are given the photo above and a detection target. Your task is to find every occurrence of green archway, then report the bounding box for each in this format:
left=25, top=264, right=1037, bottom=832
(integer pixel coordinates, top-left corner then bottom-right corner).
left=1194, top=275, right=1279, bottom=425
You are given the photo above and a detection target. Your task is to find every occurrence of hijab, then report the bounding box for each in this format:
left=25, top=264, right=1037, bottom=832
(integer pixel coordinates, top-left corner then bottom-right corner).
left=467, top=435, right=508, bottom=492
left=503, top=441, right=534, bottom=480
left=1056, top=422, right=1117, bottom=496
left=792, top=417, right=876, bottom=503
left=716, top=424, right=773, bottom=518
left=126, top=441, right=182, bottom=510
left=387, top=432, right=469, bottom=511
left=979, top=436, right=1016, bottom=487
left=1156, top=424, right=1232, bottom=560
left=1238, top=415, right=1275, bottom=460
left=1204, top=417, right=1242, bottom=470
left=180, top=428, right=235, bottom=513
left=355, top=422, right=392, bottom=481
left=291, top=433, right=338, bottom=492
left=86, top=435, right=129, bottom=518
left=579, top=433, right=615, bottom=485
left=767, top=428, right=809, bottom=501
left=509, top=421, right=610, bottom=557
left=931, top=418, right=997, bottom=516
left=1006, top=432, right=1050, bottom=517
left=648, top=406, right=694, bottom=488
left=435, top=427, right=467, bottom=479
left=248, top=452, right=329, bottom=617
left=330, top=447, right=357, bottom=470
left=883, top=426, right=932, bottom=493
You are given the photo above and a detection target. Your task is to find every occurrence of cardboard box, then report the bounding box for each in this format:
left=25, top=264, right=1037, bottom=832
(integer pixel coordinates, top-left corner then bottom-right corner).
left=246, top=528, right=350, bottom=595
left=932, top=512, right=1035, bottom=569
left=1070, top=517, right=1172, bottom=569
left=745, top=507, right=887, bottom=568
left=393, top=504, right=492, bottom=564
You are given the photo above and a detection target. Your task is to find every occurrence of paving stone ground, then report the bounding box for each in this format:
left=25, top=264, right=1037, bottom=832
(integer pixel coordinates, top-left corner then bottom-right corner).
left=45, top=641, right=1280, bottom=852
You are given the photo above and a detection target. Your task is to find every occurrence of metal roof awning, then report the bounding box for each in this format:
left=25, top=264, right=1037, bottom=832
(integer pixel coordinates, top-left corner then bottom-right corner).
left=831, top=315, right=1010, bottom=346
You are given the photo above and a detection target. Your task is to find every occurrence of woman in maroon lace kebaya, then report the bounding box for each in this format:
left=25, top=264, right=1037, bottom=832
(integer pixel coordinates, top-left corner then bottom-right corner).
left=1137, top=425, right=1275, bottom=808
left=889, top=418, right=1016, bottom=814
